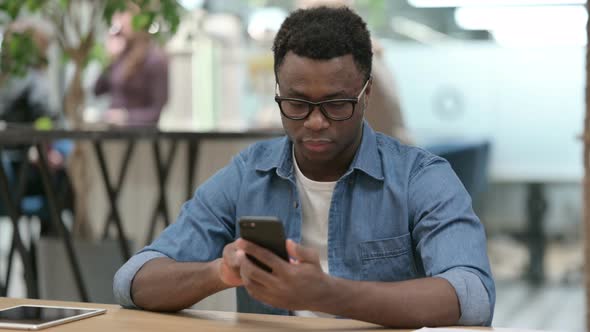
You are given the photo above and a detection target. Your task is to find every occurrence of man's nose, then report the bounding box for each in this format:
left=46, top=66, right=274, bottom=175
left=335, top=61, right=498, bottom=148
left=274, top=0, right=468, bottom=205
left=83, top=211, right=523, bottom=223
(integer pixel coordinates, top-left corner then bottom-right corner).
left=304, top=105, right=329, bottom=130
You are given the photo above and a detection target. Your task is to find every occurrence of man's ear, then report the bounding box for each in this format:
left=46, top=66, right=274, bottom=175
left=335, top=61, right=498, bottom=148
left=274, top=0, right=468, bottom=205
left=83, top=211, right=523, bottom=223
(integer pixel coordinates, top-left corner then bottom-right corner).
left=363, top=77, right=373, bottom=109
left=365, top=76, right=373, bottom=96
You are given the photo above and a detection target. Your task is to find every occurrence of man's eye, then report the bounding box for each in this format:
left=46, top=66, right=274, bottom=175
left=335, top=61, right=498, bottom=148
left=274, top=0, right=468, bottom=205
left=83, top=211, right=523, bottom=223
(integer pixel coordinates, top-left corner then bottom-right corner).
left=329, top=101, right=347, bottom=106
left=286, top=101, right=308, bottom=108
left=325, top=101, right=348, bottom=110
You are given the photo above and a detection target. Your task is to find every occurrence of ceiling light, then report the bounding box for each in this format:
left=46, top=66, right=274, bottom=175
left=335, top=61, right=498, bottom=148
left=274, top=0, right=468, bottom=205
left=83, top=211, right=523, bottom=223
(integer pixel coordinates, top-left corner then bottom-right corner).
left=455, top=5, right=588, bottom=46
left=409, top=0, right=585, bottom=7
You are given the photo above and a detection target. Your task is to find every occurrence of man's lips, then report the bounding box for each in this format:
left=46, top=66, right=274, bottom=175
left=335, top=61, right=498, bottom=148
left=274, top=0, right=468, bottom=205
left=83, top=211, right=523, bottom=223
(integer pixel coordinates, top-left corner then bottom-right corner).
left=301, top=139, right=333, bottom=152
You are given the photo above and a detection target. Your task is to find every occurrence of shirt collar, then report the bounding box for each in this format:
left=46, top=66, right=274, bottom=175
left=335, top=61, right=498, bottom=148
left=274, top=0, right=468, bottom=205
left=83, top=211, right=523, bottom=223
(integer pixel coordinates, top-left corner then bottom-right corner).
left=255, top=136, right=294, bottom=179
left=349, top=120, right=384, bottom=181
left=255, top=120, right=384, bottom=181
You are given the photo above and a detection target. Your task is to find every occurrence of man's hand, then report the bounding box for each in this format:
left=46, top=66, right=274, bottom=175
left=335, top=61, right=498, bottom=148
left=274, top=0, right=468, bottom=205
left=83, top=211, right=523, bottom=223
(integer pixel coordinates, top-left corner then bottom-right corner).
left=27, top=147, right=65, bottom=171
left=103, top=108, right=128, bottom=126
left=237, top=239, right=332, bottom=311
left=219, top=240, right=245, bottom=287
left=106, top=35, right=127, bottom=59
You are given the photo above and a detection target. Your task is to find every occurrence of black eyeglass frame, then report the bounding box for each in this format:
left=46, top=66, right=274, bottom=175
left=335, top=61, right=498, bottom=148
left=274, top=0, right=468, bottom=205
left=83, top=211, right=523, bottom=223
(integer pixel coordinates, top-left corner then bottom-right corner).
left=274, top=76, right=372, bottom=121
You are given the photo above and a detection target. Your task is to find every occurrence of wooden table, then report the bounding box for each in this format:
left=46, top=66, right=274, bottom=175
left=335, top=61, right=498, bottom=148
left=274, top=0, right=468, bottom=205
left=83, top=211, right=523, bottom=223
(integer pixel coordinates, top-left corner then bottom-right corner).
left=0, top=297, right=505, bottom=332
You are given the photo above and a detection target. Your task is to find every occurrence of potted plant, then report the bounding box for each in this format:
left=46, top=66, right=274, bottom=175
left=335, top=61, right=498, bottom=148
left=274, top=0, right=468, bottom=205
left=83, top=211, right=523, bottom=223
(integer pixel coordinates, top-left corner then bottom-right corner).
left=0, top=0, right=182, bottom=237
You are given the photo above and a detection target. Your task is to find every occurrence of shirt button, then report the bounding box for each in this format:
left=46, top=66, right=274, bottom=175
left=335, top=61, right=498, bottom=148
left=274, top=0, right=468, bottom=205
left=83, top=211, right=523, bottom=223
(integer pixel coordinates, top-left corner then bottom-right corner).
left=294, top=201, right=299, bottom=208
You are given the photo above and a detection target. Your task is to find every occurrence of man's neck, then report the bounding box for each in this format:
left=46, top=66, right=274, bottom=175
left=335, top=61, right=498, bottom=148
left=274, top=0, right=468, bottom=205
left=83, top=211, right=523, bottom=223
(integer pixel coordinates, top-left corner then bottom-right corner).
left=296, top=160, right=347, bottom=182
left=292, top=126, right=363, bottom=182
left=294, top=144, right=360, bottom=182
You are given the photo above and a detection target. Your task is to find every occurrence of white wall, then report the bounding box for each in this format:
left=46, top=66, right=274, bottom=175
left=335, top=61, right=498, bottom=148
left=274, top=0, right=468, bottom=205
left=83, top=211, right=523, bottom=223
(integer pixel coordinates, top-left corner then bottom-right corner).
left=384, top=41, right=584, bottom=183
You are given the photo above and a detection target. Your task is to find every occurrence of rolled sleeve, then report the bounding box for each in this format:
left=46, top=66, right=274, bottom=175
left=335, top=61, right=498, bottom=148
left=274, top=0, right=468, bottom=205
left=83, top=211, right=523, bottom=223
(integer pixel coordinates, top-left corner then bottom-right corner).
left=113, top=152, right=246, bottom=309
left=436, top=268, right=492, bottom=326
left=409, top=156, right=495, bottom=326
left=113, top=251, right=168, bottom=309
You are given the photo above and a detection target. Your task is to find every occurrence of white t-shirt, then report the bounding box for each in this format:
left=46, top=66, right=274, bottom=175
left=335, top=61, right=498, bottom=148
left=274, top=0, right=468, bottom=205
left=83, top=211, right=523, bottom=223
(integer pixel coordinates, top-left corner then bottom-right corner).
left=293, top=150, right=336, bottom=317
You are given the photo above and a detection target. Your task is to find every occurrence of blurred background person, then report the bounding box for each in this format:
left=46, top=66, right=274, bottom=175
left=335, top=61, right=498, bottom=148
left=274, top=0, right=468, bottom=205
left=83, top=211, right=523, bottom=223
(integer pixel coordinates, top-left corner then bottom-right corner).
left=0, top=20, right=73, bottom=236
left=94, top=10, right=169, bottom=127
left=0, top=21, right=56, bottom=124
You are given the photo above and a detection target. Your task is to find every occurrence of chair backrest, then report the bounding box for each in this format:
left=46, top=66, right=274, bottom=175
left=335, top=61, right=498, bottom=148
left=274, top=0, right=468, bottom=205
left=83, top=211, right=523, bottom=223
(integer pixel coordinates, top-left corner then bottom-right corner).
left=0, top=149, right=73, bottom=219
left=0, top=152, right=46, bottom=217
left=36, top=238, right=128, bottom=304
left=427, top=141, right=491, bottom=200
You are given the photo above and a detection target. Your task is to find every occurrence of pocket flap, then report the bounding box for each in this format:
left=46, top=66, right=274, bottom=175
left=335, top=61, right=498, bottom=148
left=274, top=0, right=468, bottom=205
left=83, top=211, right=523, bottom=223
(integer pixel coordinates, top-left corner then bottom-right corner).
left=359, top=233, right=412, bottom=260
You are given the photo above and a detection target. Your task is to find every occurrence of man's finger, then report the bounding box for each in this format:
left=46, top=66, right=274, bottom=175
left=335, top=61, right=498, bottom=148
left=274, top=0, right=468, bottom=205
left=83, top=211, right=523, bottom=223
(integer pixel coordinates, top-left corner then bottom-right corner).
left=242, top=277, right=275, bottom=306
left=232, top=249, right=245, bottom=266
left=239, top=253, right=277, bottom=286
left=237, top=239, right=289, bottom=273
left=223, top=243, right=244, bottom=269
left=286, top=239, right=319, bottom=263
left=219, top=258, right=243, bottom=287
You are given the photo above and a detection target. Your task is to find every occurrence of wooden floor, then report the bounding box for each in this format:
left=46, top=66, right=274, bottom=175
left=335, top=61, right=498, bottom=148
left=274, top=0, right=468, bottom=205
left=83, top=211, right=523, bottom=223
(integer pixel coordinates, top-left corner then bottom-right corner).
left=0, top=221, right=586, bottom=331
left=489, top=235, right=585, bottom=332
left=493, top=280, right=584, bottom=331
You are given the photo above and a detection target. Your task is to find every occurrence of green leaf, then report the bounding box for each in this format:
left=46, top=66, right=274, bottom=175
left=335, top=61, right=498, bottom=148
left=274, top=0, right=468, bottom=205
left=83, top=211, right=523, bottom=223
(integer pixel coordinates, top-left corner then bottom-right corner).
left=25, top=0, right=46, bottom=12
left=60, top=51, right=68, bottom=64
left=160, top=0, right=182, bottom=33
left=132, top=12, right=154, bottom=31
left=0, top=32, right=45, bottom=78
left=58, top=0, right=70, bottom=10
left=103, top=0, right=127, bottom=24
left=88, top=43, right=108, bottom=68
left=4, top=0, right=24, bottom=19
left=0, top=0, right=183, bottom=77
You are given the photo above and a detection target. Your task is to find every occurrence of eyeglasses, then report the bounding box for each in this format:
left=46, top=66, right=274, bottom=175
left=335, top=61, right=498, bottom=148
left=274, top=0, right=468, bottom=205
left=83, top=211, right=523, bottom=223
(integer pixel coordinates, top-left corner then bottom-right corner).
left=274, top=77, right=371, bottom=121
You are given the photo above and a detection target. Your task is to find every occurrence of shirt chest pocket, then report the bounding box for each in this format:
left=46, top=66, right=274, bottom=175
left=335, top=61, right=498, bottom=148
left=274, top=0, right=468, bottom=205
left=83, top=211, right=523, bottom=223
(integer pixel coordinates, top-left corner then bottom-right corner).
left=358, top=233, right=418, bottom=282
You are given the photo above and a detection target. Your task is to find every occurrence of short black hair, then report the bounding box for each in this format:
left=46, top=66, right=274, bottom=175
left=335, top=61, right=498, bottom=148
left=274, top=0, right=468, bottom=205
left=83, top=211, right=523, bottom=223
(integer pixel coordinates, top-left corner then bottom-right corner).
left=272, top=6, right=372, bottom=81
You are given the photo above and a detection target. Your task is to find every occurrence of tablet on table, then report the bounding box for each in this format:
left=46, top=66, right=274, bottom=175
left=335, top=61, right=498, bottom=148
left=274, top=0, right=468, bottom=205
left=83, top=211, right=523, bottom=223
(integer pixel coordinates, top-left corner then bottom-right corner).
left=0, top=305, right=106, bottom=330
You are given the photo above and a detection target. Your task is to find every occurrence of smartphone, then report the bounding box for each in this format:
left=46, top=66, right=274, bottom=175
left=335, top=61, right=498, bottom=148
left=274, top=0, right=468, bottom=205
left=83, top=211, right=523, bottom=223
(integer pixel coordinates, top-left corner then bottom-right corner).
left=238, top=216, right=289, bottom=272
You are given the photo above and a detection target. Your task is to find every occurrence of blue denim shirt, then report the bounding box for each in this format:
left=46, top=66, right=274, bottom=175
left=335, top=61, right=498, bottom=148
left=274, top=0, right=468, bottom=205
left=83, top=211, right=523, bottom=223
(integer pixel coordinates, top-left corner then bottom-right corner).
left=114, top=121, right=495, bottom=326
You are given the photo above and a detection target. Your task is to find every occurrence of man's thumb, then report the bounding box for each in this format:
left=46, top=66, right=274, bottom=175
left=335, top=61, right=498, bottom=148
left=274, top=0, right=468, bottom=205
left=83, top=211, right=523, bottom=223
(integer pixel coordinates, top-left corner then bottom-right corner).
left=286, top=239, right=317, bottom=263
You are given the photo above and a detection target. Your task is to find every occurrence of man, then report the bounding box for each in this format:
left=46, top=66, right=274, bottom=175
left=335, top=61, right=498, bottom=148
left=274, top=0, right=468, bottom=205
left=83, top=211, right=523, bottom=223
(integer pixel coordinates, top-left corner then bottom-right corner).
left=114, top=6, right=494, bottom=328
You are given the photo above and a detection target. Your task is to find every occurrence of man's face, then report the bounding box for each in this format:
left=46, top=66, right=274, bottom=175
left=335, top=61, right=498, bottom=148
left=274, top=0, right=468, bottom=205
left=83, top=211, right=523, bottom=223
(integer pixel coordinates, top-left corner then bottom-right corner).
left=276, top=52, right=370, bottom=177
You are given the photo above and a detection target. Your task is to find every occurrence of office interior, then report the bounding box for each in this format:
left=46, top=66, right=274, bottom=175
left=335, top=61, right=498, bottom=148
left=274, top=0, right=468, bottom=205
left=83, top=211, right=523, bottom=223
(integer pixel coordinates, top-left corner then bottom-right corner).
left=0, top=0, right=585, bottom=331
